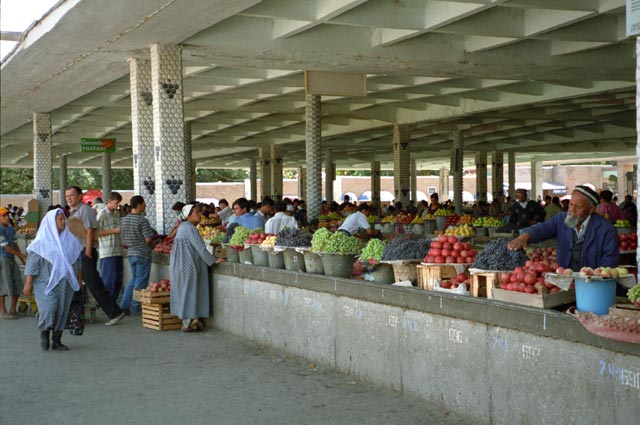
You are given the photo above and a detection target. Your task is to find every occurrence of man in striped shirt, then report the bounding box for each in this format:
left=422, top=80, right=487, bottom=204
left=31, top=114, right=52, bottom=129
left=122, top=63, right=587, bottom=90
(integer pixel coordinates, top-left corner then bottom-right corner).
left=119, top=195, right=155, bottom=315
left=97, top=192, right=123, bottom=303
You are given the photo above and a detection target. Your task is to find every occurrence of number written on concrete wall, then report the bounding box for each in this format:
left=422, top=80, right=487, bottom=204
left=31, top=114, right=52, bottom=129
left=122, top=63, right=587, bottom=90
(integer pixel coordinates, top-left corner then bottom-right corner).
left=343, top=305, right=364, bottom=319
left=599, top=361, right=640, bottom=390
left=492, top=335, right=509, bottom=352
left=448, top=328, right=463, bottom=344
left=521, top=345, right=541, bottom=360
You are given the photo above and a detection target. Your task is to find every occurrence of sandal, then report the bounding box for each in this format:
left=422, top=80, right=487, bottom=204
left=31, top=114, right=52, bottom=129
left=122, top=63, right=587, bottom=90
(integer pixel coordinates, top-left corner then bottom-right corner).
left=8, top=313, right=18, bottom=320
left=0, top=313, right=9, bottom=320
left=181, top=326, right=201, bottom=333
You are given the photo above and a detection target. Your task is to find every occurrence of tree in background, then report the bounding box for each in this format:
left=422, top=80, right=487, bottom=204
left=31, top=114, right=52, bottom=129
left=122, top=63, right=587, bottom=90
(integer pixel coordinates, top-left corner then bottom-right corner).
left=1, top=168, right=134, bottom=194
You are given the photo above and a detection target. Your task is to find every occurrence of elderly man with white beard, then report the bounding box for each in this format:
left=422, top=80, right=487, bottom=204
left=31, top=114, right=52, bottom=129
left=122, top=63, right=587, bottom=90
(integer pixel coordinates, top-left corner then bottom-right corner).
left=507, top=185, right=619, bottom=271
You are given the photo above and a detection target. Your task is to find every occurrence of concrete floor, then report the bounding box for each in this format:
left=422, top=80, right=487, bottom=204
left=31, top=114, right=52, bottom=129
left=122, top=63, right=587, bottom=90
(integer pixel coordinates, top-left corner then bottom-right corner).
left=0, top=311, right=476, bottom=425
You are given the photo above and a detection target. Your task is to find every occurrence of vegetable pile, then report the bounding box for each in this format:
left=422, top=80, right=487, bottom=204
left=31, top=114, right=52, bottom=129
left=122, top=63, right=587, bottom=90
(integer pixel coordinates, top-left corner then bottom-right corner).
left=628, top=285, right=640, bottom=305
left=311, top=228, right=332, bottom=252
left=322, top=231, right=362, bottom=254
left=380, top=238, right=430, bottom=261
left=360, top=239, right=385, bottom=263
left=470, top=238, right=528, bottom=270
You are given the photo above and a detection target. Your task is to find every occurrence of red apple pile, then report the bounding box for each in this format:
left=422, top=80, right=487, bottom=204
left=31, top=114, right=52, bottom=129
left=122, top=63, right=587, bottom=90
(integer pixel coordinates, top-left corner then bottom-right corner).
left=423, top=235, right=477, bottom=264
left=498, top=260, right=561, bottom=295
left=439, top=273, right=470, bottom=289
left=618, top=233, right=637, bottom=252
left=245, top=232, right=267, bottom=245
left=444, top=214, right=460, bottom=228
left=147, top=279, right=171, bottom=292
left=528, top=247, right=556, bottom=262
left=153, top=238, right=173, bottom=254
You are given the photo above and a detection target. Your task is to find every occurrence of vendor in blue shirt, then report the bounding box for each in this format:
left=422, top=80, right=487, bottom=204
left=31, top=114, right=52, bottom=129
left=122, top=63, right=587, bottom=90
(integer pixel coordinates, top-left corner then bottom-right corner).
left=507, top=185, right=619, bottom=271
left=228, top=197, right=263, bottom=230
left=337, top=204, right=379, bottom=238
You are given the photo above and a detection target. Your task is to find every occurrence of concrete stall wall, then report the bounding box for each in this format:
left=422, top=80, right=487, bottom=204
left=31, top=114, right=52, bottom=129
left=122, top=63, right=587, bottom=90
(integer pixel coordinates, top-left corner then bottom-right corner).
left=211, top=264, right=639, bottom=425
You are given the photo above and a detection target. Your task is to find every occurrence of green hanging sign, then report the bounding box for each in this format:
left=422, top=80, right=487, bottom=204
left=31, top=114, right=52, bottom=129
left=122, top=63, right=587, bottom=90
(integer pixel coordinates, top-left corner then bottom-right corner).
left=81, top=138, right=116, bottom=153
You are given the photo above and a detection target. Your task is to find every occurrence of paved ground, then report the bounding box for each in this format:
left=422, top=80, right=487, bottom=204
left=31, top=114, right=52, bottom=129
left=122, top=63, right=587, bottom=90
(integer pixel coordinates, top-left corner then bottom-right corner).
left=0, top=311, right=476, bottom=425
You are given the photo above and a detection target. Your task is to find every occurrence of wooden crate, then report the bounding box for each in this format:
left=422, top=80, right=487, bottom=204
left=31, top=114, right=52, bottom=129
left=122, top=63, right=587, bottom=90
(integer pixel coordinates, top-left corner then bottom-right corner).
left=142, top=303, right=182, bottom=331
left=609, top=303, right=640, bottom=319
left=417, top=264, right=461, bottom=291
left=490, top=287, right=575, bottom=309
left=139, top=290, right=170, bottom=304
left=470, top=272, right=499, bottom=298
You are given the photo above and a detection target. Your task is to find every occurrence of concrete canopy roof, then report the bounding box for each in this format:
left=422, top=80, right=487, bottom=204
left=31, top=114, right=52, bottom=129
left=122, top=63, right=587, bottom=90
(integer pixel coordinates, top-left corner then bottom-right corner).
left=0, top=0, right=635, bottom=171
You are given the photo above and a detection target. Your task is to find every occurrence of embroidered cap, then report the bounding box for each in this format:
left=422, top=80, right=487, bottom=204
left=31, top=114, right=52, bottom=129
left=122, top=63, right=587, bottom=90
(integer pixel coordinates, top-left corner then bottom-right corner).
left=573, top=185, right=600, bottom=206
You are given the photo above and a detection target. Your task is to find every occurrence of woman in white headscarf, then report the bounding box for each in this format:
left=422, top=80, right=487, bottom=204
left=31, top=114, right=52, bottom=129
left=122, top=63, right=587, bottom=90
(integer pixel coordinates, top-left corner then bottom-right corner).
left=170, top=204, right=223, bottom=332
left=23, top=208, right=82, bottom=350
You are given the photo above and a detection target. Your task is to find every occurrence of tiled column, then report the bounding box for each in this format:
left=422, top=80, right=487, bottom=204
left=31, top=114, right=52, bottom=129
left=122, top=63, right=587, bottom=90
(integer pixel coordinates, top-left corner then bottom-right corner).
left=297, top=167, right=306, bottom=199
left=531, top=160, right=543, bottom=202
left=393, top=124, right=411, bottom=206
left=129, top=58, right=156, bottom=229
left=439, top=168, right=449, bottom=201
left=260, top=147, right=271, bottom=199
left=250, top=158, right=257, bottom=201
left=59, top=155, right=68, bottom=207
left=102, top=152, right=112, bottom=201
left=151, top=44, right=186, bottom=234
left=411, top=159, right=418, bottom=202
left=492, top=151, right=504, bottom=202
left=475, top=151, right=488, bottom=203
left=271, top=145, right=283, bottom=200
left=33, top=112, right=52, bottom=219
left=184, top=122, right=194, bottom=202
left=305, top=94, right=322, bottom=221
left=371, top=160, right=381, bottom=209
left=451, top=131, right=464, bottom=215
left=324, top=148, right=334, bottom=203
left=508, top=152, right=516, bottom=199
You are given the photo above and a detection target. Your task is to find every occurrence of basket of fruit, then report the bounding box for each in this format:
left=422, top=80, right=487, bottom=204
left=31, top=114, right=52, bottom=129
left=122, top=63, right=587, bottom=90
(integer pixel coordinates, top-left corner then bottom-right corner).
left=379, top=238, right=431, bottom=284
left=277, top=228, right=312, bottom=272
left=315, top=231, right=362, bottom=278
left=360, top=239, right=394, bottom=284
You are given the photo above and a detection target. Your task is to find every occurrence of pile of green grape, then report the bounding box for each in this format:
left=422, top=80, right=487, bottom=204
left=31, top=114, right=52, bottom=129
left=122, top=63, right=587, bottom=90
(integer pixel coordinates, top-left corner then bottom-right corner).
left=628, top=285, right=640, bottom=304
left=229, top=226, right=251, bottom=246
left=323, top=231, right=362, bottom=255
left=311, top=228, right=332, bottom=252
left=360, top=239, right=385, bottom=262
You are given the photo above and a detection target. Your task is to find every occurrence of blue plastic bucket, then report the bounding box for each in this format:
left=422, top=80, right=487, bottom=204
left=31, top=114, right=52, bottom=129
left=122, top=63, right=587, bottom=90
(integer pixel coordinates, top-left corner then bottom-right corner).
left=574, top=277, right=616, bottom=315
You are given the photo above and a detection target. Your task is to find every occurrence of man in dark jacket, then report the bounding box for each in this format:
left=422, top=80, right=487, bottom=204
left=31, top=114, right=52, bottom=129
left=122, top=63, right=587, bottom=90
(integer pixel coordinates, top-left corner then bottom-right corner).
left=508, top=188, right=545, bottom=229
left=507, top=186, right=619, bottom=271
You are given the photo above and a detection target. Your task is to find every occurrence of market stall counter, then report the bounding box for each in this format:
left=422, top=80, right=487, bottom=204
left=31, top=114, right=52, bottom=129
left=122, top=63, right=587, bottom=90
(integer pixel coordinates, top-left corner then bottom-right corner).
left=205, top=261, right=638, bottom=425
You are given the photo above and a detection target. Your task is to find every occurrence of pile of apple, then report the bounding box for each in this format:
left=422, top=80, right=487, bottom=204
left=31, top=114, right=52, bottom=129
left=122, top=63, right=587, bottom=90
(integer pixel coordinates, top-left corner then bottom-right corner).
left=498, top=260, right=561, bottom=295
left=618, top=233, right=637, bottom=252
left=444, top=214, right=460, bottom=227
left=245, top=232, right=267, bottom=245
left=153, top=238, right=173, bottom=254
left=528, top=247, right=556, bottom=263
left=423, top=235, right=477, bottom=264
left=577, top=266, right=629, bottom=279
left=439, top=273, right=470, bottom=290
left=147, top=279, right=171, bottom=293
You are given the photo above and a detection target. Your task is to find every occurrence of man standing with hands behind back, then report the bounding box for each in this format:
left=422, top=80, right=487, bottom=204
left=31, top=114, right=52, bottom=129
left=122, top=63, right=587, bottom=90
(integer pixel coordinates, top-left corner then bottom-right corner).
left=66, top=186, right=125, bottom=326
left=97, top=192, right=124, bottom=303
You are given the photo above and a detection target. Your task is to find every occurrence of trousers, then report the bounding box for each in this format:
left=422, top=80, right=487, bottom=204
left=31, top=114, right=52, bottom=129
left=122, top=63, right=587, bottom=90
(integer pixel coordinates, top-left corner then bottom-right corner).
left=82, top=249, right=123, bottom=320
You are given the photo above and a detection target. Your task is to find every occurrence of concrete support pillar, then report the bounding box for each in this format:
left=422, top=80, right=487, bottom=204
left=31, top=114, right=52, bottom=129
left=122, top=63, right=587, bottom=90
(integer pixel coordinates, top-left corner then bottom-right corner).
left=636, top=38, right=640, bottom=264
left=260, top=147, right=271, bottom=199
left=371, top=160, right=381, bottom=209
left=59, top=155, right=68, bottom=207
left=129, top=58, right=156, bottom=228
left=250, top=158, right=258, bottom=201
left=102, top=152, right=111, bottom=201
left=298, top=167, right=306, bottom=199
left=325, top=148, right=334, bottom=203
left=410, top=159, right=418, bottom=202
left=33, top=112, right=52, bottom=220
left=531, top=160, right=544, bottom=202
left=451, top=131, right=464, bottom=215
left=151, top=44, right=186, bottom=234
left=492, top=151, right=504, bottom=202
left=271, top=145, right=283, bottom=200
left=508, top=151, right=516, bottom=199
left=439, top=168, right=449, bottom=201
left=393, top=124, right=411, bottom=207
left=475, top=151, right=488, bottom=203
left=305, top=94, right=322, bottom=221
left=184, top=122, right=195, bottom=202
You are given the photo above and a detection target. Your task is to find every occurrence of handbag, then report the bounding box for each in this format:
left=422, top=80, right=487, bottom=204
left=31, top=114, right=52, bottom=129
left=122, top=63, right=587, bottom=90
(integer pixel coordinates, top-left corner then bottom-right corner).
left=66, top=285, right=87, bottom=336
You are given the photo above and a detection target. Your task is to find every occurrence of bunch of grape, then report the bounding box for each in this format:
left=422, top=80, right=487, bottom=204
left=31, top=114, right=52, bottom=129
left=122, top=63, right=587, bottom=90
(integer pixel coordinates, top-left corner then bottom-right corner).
left=210, top=231, right=226, bottom=244
left=470, top=238, right=528, bottom=270
left=229, top=226, right=251, bottom=246
left=222, top=223, right=239, bottom=244
left=276, top=228, right=312, bottom=247
left=311, top=228, right=333, bottom=252
left=380, top=238, right=430, bottom=261
left=360, top=239, right=385, bottom=262
left=323, top=231, right=362, bottom=254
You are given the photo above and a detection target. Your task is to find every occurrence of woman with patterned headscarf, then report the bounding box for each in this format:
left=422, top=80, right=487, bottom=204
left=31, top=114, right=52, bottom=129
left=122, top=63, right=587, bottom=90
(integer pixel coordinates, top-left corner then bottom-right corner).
left=23, top=208, right=83, bottom=350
